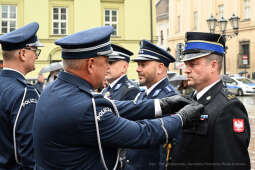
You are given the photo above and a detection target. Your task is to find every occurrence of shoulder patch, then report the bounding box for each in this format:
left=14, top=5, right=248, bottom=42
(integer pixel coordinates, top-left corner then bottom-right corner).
left=97, top=107, right=112, bottom=121
left=233, top=119, right=244, bottom=133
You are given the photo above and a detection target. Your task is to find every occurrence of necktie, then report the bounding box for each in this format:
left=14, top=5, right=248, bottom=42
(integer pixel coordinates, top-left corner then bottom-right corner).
left=193, top=93, right=197, bottom=101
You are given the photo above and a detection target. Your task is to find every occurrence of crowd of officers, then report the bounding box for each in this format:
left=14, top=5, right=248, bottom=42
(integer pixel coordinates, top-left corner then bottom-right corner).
left=0, top=22, right=251, bottom=170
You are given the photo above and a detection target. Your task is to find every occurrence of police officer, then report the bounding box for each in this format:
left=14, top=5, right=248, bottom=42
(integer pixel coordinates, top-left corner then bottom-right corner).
left=0, top=22, right=43, bottom=169
left=123, top=40, right=178, bottom=170
left=168, top=32, right=250, bottom=170
left=33, top=26, right=204, bottom=170
left=102, top=44, right=140, bottom=100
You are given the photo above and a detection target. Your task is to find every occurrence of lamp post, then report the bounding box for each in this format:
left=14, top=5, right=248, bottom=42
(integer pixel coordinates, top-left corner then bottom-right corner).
left=206, top=14, right=240, bottom=75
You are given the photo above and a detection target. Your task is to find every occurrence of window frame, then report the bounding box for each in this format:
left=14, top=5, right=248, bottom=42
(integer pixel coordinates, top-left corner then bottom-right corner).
left=104, top=9, right=118, bottom=36
left=244, top=0, right=250, bottom=20
left=176, top=15, right=180, bottom=33
left=1, top=4, right=17, bottom=34
left=238, top=41, right=250, bottom=68
left=193, top=11, right=198, bottom=30
left=52, top=6, right=68, bottom=35
left=218, top=5, right=224, bottom=18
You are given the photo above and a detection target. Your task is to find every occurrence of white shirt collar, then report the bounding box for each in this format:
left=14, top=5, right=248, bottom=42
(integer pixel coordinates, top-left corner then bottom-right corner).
left=146, top=77, right=167, bottom=96
left=109, top=74, right=126, bottom=88
left=3, top=67, right=26, bottom=79
left=195, top=79, right=221, bottom=100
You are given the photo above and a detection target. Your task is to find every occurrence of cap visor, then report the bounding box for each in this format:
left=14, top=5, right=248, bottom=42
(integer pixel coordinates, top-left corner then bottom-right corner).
left=27, top=41, right=44, bottom=47
left=181, top=52, right=211, bottom=62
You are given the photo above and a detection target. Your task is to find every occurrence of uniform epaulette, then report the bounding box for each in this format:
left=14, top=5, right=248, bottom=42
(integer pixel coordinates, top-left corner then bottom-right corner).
left=221, top=88, right=236, bottom=100
left=164, top=85, right=173, bottom=93
left=16, top=78, right=29, bottom=86
left=152, top=89, right=161, bottom=97
left=114, top=84, right=121, bottom=90
left=126, top=81, right=135, bottom=89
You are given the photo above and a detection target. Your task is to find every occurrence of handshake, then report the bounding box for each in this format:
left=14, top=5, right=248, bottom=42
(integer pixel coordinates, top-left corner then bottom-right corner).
left=159, top=95, right=204, bottom=128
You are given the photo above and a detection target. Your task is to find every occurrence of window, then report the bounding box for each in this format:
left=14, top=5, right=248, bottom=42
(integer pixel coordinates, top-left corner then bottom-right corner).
left=176, top=16, right=180, bottom=33
left=244, top=0, right=250, bottom=19
left=52, top=7, right=68, bottom=35
left=218, top=5, right=224, bottom=18
left=160, top=30, right=163, bottom=45
left=104, top=9, right=118, bottom=36
left=193, top=11, right=198, bottom=30
left=238, top=41, right=250, bottom=68
left=1, top=5, right=17, bottom=33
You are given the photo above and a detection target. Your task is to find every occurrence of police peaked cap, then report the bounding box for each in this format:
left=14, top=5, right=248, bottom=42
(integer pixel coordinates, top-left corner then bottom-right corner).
left=133, top=40, right=175, bottom=67
left=0, top=22, right=44, bottom=51
left=108, top=44, right=133, bottom=63
left=55, top=26, right=113, bottom=59
left=182, top=32, right=226, bottom=62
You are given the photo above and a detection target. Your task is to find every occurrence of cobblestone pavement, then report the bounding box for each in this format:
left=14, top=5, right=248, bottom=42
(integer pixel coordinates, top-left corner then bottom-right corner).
left=238, top=96, right=255, bottom=169
left=249, top=116, right=255, bottom=170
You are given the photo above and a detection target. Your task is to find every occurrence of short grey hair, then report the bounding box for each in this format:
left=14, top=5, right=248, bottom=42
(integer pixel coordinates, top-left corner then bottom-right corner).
left=2, top=50, right=18, bottom=61
left=206, top=54, right=223, bottom=73
left=63, top=59, right=84, bottom=70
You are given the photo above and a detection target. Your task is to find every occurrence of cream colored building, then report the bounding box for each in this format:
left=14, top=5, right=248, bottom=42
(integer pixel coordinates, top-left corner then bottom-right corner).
left=0, top=0, right=157, bottom=79
left=167, top=0, right=255, bottom=78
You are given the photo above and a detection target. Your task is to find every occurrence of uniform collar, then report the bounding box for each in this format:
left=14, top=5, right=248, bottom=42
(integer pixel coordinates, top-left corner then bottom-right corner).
left=3, top=67, right=26, bottom=79
left=58, top=71, right=93, bottom=93
left=195, top=79, right=221, bottom=100
left=109, top=74, right=127, bottom=89
left=195, top=80, right=223, bottom=105
left=0, top=69, right=28, bottom=85
left=146, top=77, right=168, bottom=96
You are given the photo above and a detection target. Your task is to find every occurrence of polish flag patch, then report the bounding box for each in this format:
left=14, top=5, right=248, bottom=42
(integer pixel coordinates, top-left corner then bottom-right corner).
left=233, top=119, right=244, bottom=133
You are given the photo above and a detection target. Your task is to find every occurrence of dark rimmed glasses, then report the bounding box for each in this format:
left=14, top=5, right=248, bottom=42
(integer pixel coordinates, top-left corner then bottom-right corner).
left=24, top=47, right=41, bottom=56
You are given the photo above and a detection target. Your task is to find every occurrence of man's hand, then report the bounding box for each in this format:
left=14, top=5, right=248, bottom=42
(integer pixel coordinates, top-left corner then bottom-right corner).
left=159, top=95, right=192, bottom=115
left=176, top=102, right=204, bottom=128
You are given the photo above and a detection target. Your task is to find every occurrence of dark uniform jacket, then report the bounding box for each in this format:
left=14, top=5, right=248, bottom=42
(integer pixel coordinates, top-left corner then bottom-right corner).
left=169, top=80, right=250, bottom=170
left=124, top=78, right=179, bottom=170
left=33, top=71, right=182, bottom=170
left=102, top=75, right=140, bottom=101
left=0, top=70, right=39, bottom=169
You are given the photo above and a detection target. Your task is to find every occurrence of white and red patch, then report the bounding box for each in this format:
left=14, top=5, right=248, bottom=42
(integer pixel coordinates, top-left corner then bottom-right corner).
left=233, top=119, right=244, bottom=133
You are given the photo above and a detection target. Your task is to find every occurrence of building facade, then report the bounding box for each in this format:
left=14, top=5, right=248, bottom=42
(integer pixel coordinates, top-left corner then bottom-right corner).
left=166, top=0, right=255, bottom=78
left=0, top=0, right=157, bottom=79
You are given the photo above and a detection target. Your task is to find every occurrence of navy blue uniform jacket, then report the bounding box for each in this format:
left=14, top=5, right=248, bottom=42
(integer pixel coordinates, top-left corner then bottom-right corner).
left=0, top=70, right=39, bottom=169
left=33, top=71, right=182, bottom=170
left=124, top=78, right=179, bottom=170
left=102, top=75, right=140, bottom=100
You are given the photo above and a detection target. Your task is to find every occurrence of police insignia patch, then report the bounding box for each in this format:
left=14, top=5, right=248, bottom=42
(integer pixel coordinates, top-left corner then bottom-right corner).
left=233, top=119, right=244, bottom=133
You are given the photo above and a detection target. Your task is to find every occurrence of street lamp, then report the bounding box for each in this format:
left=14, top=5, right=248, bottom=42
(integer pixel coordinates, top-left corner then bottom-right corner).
left=206, top=13, right=240, bottom=75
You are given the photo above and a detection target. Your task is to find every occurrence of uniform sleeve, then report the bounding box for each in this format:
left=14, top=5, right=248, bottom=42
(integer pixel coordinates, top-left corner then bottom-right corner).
left=11, top=87, right=38, bottom=169
left=213, top=99, right=250, bottom=170
left=79, top=98, right=182, bottom=149
left=114, top=99, right=156, bottom=120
